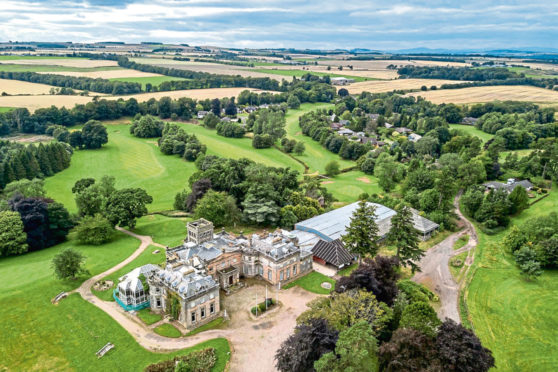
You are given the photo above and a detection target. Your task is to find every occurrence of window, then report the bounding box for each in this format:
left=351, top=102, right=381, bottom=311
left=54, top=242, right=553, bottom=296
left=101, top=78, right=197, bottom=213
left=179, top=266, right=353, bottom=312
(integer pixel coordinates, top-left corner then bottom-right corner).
left=287, top=268, right=290, bottom=279
left=210, top=302, right=215, bottom=314
left=293, top=265, right=297, bottom=276
left=233, top=258, right=237, bottom=263
left=156, top=299, right=161, bottom=308
left=191, top=312, right=196, bottom=323
left=201, top=306, right=206, bottom=318
left=268, top=270, right=272, bottom=281
left=280, top=271, right=284, bottom=281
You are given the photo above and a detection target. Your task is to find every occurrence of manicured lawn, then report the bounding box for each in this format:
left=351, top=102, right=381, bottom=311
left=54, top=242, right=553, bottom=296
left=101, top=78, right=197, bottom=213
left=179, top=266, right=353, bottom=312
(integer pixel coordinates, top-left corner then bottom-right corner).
left=448, top=124, right=494, bottom=143
left=337, top=264, right=357, bottom=277
left=283, top=271, right=335, bottom=294
left=0, top=232, right=230, bottom=371
left=137, top=308, right=163, bottom=325
left=134, top=214, right=189, bottom=247
left=186, top=317, right=225, bottom=336
left=285, top=103, right=354, bottom=174
left=109, top=75, right=187, bottom=89
left=44, top=122, right=199, bottom=213
left=322, top=170, right=382, bottom=204
left=453, top=234, right=469, bottom=250
left=253, top=68, right=372, bottom=82
left=91, top=245, right=165, bottom=302
left=171, top=121, right=305, bottom=172
left=154, top=323, right=182, bottom=338
left=465, top=186, right=558, bottom=371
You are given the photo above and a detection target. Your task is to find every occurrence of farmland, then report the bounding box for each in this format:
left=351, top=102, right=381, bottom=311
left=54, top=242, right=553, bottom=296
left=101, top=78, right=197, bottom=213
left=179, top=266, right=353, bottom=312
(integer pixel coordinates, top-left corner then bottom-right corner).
left=0, top=63, right=122, bottom=73
left=465, top=187, right=558, bottom=371
left=346, top=78, right=464, bottom=94
left=0, top=228, right=231, bottom=371
left=407, top=85, right=558, bottom=104
left=252, top=68, right=371, bottom=82
left=109, top=75, right=187, bottom=88
left=0, top=78, right=72, bottom=95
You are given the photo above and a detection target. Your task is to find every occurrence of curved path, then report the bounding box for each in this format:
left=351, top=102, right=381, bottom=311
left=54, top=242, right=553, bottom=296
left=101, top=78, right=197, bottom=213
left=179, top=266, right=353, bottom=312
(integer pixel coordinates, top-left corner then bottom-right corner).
left=73, top=227, right=317, bottom=372
left=412, top=192, right=478, bottom=323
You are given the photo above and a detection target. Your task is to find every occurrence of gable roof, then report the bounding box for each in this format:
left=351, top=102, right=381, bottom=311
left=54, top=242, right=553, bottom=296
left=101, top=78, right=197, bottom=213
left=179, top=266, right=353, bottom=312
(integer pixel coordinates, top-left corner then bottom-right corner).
left=312, top=239, right=354, bottom=268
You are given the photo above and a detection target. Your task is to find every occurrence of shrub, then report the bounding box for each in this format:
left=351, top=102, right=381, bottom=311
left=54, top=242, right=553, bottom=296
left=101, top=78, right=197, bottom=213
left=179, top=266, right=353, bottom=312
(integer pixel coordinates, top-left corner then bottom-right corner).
left=251, top=298, right=275, bottom=315
left=144, top=348, right=216, bottom=372
left=73, top=214, right=115, bottom=245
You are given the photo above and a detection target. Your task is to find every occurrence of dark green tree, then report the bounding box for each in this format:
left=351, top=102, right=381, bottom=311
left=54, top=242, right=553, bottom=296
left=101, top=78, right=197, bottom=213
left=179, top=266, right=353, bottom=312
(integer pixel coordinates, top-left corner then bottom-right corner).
left=52, top=248, right=89, bottom=280
left=104, top=188, right=153, bottom=228
left=388, top=205, right=423, bottom=273
left=0, top=210, right=28, bottom=256
left=341, top=201, right=380, bottom=262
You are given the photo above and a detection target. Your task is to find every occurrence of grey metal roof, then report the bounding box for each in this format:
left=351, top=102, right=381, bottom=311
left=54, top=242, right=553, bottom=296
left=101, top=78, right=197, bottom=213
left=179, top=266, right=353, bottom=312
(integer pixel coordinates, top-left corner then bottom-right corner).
left=294, top=202, right=397, bottom=242
left=483, top=180, right=533, bottom=193
left=312, top=239, right=354, bottom=268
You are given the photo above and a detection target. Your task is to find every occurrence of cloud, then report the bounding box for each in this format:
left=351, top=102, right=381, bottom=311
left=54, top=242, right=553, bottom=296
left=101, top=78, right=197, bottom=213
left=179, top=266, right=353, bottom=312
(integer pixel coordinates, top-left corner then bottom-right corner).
left=0, top=0, right=557, bottom=50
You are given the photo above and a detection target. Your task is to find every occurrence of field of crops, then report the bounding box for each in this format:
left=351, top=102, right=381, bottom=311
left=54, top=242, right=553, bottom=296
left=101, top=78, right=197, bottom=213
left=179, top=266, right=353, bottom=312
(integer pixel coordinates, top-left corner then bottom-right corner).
left=407, top=85, right=558, bottom=104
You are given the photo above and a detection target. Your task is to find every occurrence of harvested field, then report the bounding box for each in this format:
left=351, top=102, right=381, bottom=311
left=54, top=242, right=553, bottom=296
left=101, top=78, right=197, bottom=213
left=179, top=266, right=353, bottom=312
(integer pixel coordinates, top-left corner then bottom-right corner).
left=108, top=87, right=269, bottom=102
left=318, top=59, right=469, bottom=69
left=37, top=69, right=161, bottom=79
left=0, top=58, right=118, bottom=68
left=407, top=85, right=558, bottom=104
left=0, top=78, right=60, bottom=95
left=0, top=95, right=93, bottom=112
left=346, top=79, right=461, bottom=94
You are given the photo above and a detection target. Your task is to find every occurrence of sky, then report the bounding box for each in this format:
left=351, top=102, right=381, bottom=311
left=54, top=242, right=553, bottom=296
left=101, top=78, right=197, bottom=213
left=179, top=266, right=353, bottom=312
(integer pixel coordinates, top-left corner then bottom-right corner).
left=1, top=1, right=558, bottom=51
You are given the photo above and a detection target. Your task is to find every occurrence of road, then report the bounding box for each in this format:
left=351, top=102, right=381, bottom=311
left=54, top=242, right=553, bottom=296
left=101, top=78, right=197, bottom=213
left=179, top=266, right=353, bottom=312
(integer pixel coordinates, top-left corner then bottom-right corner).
left=412, top=192, right=478, bottom=323
left=72, top=227, right=318, bottom=372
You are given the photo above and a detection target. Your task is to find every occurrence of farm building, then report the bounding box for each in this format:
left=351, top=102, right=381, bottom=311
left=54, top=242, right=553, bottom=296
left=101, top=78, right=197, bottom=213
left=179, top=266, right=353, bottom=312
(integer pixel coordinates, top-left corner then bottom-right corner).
left=483, top=178, right=533, bottom=193
left=331, top=77, right=355, bottom=85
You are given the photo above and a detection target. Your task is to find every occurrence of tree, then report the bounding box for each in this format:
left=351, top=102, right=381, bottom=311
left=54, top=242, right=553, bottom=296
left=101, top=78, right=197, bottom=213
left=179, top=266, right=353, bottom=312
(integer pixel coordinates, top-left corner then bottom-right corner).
left=181, top=178, right=212, bottom=212
left=293, top=141, right=305, bottom=155
left=193, top=190, right=240, bottom=227
left=287, top=95, right=301, bottom=109
left=275, top=318, right=338, bottom=372
left=399, top=301, right=441, bottom=338
left=3, top=178, right=45, bottom=199
left=436, top=319, right=495, bottom=372
left=338, top=88, right=349, bottom=97
left=342, top=201, right=379, bottom=261
left=74, top=176, right=115, bottom=217
left=52, top=248, right=89, bottom=280
left=374, top=153, right=405, bottom=192
left=325, top=160, right=340, bottom=177
left=314, top=321, right=378, bottom=372
left=79, top=120, right=108, bottom=149
left=210, top=98, right=221, bottom=116
left=508, top=185, right=529, bottom=214
left=503, top=225, right=527, bottom=252
left=71, top=178, right=95, bottom=194
left=0, top=211, right=28, bottom=256
left=203, top=112, right=220, bottom=129
left=9, top=196, right=50, bottom=251
left=388, top=205, right=422, bottom=272
left=46, top=202, right=73, bottom=246
left=224, top=98, right=237, bottom=116
left=68, top=130, right=83, bottom=149
left=379, top=328, right=443, bottom=372
left=336, top=256, right=399, bottom=306
left=73, top=214, right=114, bottom=245
left=129, top=115, right=164, bottom=138
left=104, top=188, right=153, bottom=228
left=514, top=246, right=542, bottom=279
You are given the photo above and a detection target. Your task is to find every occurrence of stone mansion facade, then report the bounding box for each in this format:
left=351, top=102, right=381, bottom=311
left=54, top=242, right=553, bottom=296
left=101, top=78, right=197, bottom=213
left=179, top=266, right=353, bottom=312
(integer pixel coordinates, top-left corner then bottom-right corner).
left=124, top=219, right=313, bottom=330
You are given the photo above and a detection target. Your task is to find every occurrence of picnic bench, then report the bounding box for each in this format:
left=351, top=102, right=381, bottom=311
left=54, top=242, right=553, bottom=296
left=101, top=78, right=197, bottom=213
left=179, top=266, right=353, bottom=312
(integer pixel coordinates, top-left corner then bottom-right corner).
left=96, top=342, right=114, bottom=358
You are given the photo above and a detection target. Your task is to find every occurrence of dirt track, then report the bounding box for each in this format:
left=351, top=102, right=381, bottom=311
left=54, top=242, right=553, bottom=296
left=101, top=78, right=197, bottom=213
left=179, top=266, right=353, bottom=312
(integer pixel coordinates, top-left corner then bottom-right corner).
left=412, top=193, right=478, bottom=322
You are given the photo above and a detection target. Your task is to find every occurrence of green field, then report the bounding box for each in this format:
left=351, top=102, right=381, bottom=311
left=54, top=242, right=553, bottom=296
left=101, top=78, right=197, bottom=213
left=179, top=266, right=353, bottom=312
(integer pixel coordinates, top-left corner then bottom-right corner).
left=0, top=64, right=123, bottom=72
left=0, top=55, right=86, bottom=60
left=0, top=230, right=230, bottom=371
left=449, top=124, right=494, bottom=143
left=134, top=214, right=189, bottom=247
left=0, top=107, right=14, bottom=112
left=285, top=103, right=354, bottom=174
left=323, top=170, right=381, bottom=204
left=465, top=187, right=558, bottom=371
left=253, top=68, right=372, bottom=82
left=283, top=271, right=335, bottom=294
left=109, top=75, right=187, bottom=88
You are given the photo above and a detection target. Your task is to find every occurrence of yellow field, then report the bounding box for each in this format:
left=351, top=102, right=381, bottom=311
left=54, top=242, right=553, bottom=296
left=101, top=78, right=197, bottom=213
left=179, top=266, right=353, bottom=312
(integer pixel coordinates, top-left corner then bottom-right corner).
left=0, top=59, right=118, bottom=68
left=0, top=87, right=268, bottom=112
left=37, top=69, right=162, bottom=79
left=346, top=79, right=463, bottom=94
left=318, top=59, right=469, bottom=69
left=0, top=78, right=61, bottom=95
left=406, top=85, right=558, bottom=104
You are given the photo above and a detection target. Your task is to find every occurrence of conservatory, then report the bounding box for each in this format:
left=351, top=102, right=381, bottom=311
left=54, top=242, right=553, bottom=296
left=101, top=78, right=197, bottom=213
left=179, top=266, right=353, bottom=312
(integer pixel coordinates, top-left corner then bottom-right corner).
left=114, top=264, right=159, bottom=311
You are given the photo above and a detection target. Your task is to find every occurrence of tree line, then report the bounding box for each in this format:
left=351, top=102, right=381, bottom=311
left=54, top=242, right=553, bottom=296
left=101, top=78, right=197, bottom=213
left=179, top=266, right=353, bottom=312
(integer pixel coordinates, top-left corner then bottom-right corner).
left=397, top=65, right=523, bottom=81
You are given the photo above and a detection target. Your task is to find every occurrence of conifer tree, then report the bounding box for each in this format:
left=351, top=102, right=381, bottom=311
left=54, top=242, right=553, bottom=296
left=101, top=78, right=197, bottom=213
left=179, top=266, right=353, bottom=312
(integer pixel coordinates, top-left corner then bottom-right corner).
left=12, top=155, right=27, bottom=180
left=342, top=201, right=380, bottom=262
left=36, top=143, right=52, bottom=176
left=388, top=204, right=423, bottom=273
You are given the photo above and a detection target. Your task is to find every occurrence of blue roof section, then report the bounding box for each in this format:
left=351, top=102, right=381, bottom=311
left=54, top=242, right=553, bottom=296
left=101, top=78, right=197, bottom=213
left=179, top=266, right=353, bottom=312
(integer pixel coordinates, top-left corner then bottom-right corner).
left=294, top=202, right=396, bottom=241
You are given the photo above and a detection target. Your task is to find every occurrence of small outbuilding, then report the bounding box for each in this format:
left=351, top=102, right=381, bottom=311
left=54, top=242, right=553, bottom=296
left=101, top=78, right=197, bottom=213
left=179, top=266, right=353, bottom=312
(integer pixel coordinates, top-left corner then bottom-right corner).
left=311, top=239, right=354, bottom=269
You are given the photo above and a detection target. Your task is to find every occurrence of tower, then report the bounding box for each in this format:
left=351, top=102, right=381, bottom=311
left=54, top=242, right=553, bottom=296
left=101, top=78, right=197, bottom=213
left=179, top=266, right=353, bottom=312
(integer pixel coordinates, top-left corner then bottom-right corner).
left=187, top=218, right=214, bottom=244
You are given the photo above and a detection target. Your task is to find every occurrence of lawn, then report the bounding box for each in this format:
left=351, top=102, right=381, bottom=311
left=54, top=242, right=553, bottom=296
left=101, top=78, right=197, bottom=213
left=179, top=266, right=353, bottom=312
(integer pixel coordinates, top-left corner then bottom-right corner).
left=186, top=317, right=225, bottom=336
left=448, top=124, right=494, bottom=143
left=322, top=170, right=382, bottom=204
left=284, top=103, right=354, bottom=174
left=154, top=323, right=182, bottom=338
left=134, top=214, right=189, bottom=247
left=283, top=271, right=335, bottom=294
left=464, top=186, right=558, bottom=371
left=109, top=75, right=187, bottom=89
left=91, top=245, right=165, bottom=302
left=253, top=68, right=371, bottom=82
left=337, top=263, right=357, bottom=276
left=137, top=308, right=163, bottom=325
left=0, top=231, right=231, bottom=371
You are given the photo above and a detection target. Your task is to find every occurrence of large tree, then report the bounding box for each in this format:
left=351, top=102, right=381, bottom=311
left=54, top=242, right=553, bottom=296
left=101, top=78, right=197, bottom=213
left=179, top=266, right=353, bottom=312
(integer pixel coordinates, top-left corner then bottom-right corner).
left=399, top=301, right=441, bottom=338
left=275, top=318, right=338, bottom=372
left=73, top=214, right=115, bottom=245
left=436, top=319, right=495, bottom=372
left=129, top=115, right=164, bottom=138
left=314, top=321, right=378, bottom=372
left=193, top=190, right=240, bottom=227
left=104, top=188, right=153, bottom=228
left=52, top=248, right=89, bottom=280
left=79, top=120, right=108, bottom=149
left=508, top=185, right=529, bottom=214
left=342, top=201, right=380, bottom=261
left=46, top=202, right=74, bottom=246
left=388, top=204, right=423, bottom=273
left=0, top=210, right=28, bottom=256
left=379, top=328, right=443, bottom=372
left=9, top=196, right=50, bottom=251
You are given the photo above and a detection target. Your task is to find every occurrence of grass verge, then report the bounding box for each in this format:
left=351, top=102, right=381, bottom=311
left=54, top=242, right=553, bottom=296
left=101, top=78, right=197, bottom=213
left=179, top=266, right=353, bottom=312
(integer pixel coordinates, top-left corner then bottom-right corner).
left=154, top=323, right=182, bottom=338
left=283, top=271, right=335, bottom=294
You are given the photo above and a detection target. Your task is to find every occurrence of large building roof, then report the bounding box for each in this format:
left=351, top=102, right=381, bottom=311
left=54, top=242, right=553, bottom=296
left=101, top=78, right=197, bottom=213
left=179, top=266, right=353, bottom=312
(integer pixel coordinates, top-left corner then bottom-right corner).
left=312, top=239, right=354, bottom=268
